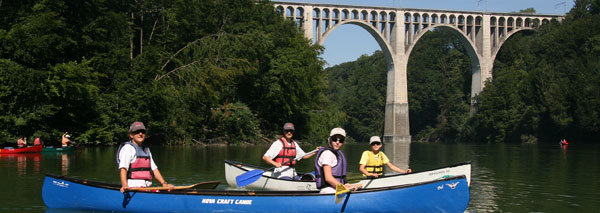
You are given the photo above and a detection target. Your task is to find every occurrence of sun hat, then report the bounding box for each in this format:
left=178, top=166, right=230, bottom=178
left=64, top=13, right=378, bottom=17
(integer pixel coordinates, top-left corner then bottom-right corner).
left=329, top=128, right=346, bottom=137
left=369, top=136, right=382, bottom=145
left=129, top=121, right=146, bottom=132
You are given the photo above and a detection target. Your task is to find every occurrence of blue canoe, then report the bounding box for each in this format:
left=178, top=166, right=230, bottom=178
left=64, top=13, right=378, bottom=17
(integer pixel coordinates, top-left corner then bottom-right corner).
left=42, top=174, right=469, bottom=212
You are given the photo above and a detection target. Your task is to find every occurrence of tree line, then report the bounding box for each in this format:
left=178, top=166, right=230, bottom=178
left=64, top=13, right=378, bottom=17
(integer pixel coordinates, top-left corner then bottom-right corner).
left=325, top=0, right=600, bottom=144
left=0, top=0, right=343, bottom=146
left=2, top=0, right=598, bottom=145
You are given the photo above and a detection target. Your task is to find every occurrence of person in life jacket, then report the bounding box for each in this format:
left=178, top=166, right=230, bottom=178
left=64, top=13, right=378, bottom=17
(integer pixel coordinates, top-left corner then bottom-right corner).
left=314, top=127, right=361, bottom=194
left=117, top=121, right=173, bottom=193
left=34, top=137, right=43, bottom=145
left=262, top=122, right=320, bottom=179
left=359, top=136, right=411, bottom=178
left=61, top=132, right=71, bottom=147
left=17, top=137, right=26, bottom=147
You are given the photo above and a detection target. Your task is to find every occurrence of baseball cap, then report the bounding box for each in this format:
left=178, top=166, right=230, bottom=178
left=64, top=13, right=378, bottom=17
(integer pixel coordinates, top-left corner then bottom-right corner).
left=283, top=122, right=295, bottom=130
left=369, top=136, right=382, bottom=145
left=329, top=128, right=346, bottom=137
left=129, top=121, right=146, bottom=132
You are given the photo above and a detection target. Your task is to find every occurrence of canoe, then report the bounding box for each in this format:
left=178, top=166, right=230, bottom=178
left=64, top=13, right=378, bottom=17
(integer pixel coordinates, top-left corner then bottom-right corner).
left=42, top=146, right=79, bottom=152
left=225, top=160, right=471, bottom=191
left=0, top=144, right=43, bottom=154
left=42, top=173, right=469, bottom=212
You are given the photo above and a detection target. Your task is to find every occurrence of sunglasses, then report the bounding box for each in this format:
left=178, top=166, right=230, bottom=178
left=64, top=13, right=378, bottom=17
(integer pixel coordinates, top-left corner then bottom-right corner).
left=133, top=130, right=146, bottom=135
left=284, top=130, right=294, bottom=134
left=371, top=142, right=382, bottom=146
left=331, top=137, right=345, bottom=143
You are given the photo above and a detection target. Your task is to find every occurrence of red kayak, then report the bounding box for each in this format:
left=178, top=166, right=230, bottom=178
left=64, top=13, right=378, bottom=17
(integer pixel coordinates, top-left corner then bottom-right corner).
left=0, top=144, right=43, bottom=154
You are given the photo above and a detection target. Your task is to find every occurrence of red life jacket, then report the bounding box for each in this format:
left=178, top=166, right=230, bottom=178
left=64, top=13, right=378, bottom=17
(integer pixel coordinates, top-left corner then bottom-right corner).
left=274, top=138, right=297, bottom=166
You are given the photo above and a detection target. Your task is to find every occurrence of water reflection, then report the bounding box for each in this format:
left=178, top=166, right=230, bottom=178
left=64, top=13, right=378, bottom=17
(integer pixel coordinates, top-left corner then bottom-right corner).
left=467, top=164, right=499, bottom=212
left=0, top=153, right=42, bottom=176
left=61, top=154, right=70, bottom=175
left=384, top=142, right=410, bottom=173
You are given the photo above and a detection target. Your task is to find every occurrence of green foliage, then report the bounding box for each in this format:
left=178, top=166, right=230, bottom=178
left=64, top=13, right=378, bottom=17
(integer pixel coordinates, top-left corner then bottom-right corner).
left=324, top=51, right=388, bottom=142
left=0, top=0, right=327, bottom=145
left=471, top=0, right=600, bottom=143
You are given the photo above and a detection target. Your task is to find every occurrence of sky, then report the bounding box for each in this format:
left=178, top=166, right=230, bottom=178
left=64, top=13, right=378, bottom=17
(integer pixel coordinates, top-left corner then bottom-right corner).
left=274, top=0, right=575, bottom=67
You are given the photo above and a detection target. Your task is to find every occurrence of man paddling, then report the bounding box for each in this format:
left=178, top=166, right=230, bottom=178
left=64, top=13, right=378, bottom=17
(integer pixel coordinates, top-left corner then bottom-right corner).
left=117, top=121, right=173, bottom=192
left=262, top=122, right=319, bottom=180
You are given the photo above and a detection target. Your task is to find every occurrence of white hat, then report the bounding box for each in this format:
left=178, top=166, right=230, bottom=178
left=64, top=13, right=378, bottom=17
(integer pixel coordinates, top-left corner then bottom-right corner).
left=329, top=128, right=346, bottom=137
left=369, top=136, right=382, bottom=145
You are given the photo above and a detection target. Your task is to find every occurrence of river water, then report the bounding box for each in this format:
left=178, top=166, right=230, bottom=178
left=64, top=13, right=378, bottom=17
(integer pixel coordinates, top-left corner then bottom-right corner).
left=1, top=142, right=598, bottom=212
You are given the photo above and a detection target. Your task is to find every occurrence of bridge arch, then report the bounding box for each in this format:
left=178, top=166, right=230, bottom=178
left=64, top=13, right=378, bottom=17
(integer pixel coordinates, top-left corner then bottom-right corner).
left=272, top=1, right=563, bottom=144
left=318, top=20, right=394, bottom=65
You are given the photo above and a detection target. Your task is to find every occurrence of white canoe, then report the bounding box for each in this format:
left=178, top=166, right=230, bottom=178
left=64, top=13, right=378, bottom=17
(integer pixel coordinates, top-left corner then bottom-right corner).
left=225, top=160, right=471, bottom=191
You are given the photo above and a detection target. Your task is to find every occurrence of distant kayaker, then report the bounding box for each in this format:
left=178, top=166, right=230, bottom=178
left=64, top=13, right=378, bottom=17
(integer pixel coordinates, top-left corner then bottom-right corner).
left=117, top=121, right=174, bottom=193
left=314, top=127, right=361, bottom=194
left=359, top=136, right=411, bottom=178
left=262, top=122, right=319, bottom=180
left=17, top=137, right=26, bottom=147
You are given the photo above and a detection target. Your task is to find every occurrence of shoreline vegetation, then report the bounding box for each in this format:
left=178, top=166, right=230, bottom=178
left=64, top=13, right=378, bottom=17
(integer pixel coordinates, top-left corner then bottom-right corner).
left=1, top=0, right=599, bottom=146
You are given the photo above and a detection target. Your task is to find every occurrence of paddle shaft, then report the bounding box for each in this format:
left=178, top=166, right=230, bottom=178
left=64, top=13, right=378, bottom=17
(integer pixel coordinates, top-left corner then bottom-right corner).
left=235, top=148, right=319, bottom=187
left=126, top=181, right=220, bottom=191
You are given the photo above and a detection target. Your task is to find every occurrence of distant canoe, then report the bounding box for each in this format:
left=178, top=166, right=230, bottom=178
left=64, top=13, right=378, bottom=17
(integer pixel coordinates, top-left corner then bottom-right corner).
left=0, top=144, right=43, bottom=154
left=225, top=160, right=471, bottom=191
left=42, top=174, right=470, bottom=212
left=42, top=146, right=79, bottom=152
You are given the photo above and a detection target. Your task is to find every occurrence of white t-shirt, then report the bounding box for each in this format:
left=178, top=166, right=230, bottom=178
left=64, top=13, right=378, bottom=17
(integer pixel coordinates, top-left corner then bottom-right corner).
left=263, top=139, right=306, bottom=178
left=118, top=144, right=158, bottom=187
left=317, top=150, right=339, bottom=194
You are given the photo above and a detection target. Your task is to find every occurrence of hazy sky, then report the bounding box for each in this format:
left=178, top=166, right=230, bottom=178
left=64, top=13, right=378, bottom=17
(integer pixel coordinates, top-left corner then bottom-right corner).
left=274, top=0, right=575, bottom=66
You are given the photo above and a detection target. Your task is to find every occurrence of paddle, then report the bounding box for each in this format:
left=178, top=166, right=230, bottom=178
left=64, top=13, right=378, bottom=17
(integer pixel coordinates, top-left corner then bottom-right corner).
left=235, top=149, right=319, bottom=187
left=334, top=183, right=362, bottom=204
left=126, top=181, right=220, bottom=191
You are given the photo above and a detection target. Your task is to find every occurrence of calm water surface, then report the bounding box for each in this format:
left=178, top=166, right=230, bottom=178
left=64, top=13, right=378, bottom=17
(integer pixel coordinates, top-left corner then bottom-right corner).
left=1, top=142, right=599, bottom=212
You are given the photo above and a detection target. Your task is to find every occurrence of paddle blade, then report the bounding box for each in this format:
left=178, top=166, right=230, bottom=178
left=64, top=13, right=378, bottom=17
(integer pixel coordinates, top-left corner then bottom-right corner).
left=236, top=169, right=265, bottom=187
left=335, top=184, right=349, bottom=204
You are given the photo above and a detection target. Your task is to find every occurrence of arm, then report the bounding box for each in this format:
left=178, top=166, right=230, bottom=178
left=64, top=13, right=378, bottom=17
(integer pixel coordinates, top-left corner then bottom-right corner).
left=152, top=169, right=174, bottom=190
left=323, top=165, right=341, bottom=187
left=301, top=147, right=321, bottom=159
left=262, top=155, right=282, bottom=168
left=359, top=164, right=378, bottom=178
left=386, top=162, right=411, bottom=173
left=262, top=142, right=283, bottom=167
left=324, top=164, right=360, bottom=191
left=119, top=168, right=129, bottom=193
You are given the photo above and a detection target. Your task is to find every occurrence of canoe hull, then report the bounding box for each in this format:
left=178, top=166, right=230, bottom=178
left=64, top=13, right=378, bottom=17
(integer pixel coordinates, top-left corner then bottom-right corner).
left=42, top=174, right=469, bottom=212
left=225, top=160, right=471, bottom=191
left=42, top=146, right=78, bottom=152
left=0, top=144, right=43, bottom=154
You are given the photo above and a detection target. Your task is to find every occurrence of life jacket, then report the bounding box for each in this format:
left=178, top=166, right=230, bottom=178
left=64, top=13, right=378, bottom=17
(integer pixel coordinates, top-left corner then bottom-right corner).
left=116, top=141, right=153, bottom=181
left=363, top=150, right=384, bottom=176
left=274, top=138, right=297, bottom=166
left=314, top=147, right=347, bottom=189
left=34, top=138, right=42, bottom=145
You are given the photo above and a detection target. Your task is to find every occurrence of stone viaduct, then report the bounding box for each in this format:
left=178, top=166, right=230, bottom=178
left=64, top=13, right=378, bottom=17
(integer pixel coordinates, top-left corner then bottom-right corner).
left=273, top=1, right=563, bottom=144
